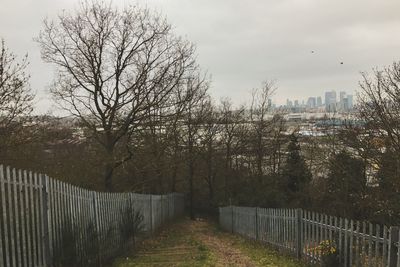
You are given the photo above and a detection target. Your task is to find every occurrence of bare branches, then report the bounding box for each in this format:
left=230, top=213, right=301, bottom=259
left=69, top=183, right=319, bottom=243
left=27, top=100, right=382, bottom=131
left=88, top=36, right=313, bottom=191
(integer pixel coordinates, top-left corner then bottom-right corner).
left=248, top=80, right=280, bottom=177
left=250, top=80, right=276, bottom=123
left=0, top=39, right=34, bottom=130
left=357, top=62, right=400, bottom=152
left=36, top=1, right=200, bottom=190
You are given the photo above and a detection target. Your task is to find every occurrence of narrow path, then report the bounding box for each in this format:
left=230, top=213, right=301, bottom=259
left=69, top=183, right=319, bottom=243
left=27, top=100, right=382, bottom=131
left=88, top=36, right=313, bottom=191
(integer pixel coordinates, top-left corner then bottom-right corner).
left=112, top=218, right=308, bottom=267
left=188, top=219, right=255, bottom=266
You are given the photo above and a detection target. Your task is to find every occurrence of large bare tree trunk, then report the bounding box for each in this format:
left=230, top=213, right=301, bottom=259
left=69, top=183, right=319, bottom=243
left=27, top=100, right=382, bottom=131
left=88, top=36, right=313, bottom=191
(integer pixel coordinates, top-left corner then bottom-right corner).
left=104, top=163, right=114, bottom=192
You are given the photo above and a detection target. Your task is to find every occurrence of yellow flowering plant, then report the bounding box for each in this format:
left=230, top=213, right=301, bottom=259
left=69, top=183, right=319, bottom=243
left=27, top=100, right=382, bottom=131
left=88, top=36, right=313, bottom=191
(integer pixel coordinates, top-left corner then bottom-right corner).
left=317, top=240, right=339, bottom=267
left=316, top=240, right=336, bottom=255
left=307, top=240, right=339, bottom=267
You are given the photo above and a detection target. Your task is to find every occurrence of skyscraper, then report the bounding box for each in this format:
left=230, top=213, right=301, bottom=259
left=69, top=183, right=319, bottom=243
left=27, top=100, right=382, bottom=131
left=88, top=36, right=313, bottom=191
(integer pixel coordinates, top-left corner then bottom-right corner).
left=307, top=97, right=316, bottom=108
left=317, top=96, right=322, bottom=107
left=339, top=91, right=346, bottom=111
left=347, top=95, right=354, bottom=110
left=342, top=98, right=349, bottom=111
left=325, top=90, right=337, bottom=112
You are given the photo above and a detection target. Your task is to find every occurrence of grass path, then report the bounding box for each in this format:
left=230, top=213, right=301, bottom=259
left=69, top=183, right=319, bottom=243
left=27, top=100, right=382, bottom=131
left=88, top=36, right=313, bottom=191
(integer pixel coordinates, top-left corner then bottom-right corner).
left=112, top=218, right=309, bottom=267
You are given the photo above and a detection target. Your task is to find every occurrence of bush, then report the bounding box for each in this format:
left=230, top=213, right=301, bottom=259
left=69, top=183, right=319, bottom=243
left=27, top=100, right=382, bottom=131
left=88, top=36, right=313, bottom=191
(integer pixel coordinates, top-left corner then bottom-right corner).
left=119, top=200, right=144, bottom=252
left=52, top=201, right=144, bottom=266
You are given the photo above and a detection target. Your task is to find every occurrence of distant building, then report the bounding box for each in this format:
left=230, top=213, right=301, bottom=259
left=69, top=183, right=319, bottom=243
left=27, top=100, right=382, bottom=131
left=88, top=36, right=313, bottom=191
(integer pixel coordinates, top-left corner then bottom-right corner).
left=339, top=91, right=346, bottom=111
left=340, top=94, right=354, bottom=111
left=342, top=97, right=349, bottom=111
left=287, top=113, right=302, bottom=121
left=317, top=96, right=322, bottom=106
left=307, top=97, right=316, bottom=108
left=294, top=100, right=299, bottom=107
left=325, top=90, right=337, bottom=112
left=347, top=95, right=354, bottom=110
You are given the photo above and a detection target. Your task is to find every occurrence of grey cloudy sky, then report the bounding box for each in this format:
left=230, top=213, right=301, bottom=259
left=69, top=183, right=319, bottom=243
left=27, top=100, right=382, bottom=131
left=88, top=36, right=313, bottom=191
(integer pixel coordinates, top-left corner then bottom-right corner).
left=1, top=0, right=400, bottom=114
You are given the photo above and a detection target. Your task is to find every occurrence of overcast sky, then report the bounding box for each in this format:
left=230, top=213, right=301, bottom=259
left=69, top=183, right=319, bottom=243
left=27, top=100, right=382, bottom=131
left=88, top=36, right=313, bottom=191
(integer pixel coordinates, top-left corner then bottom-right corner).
left=1, top=0, right=400, bottom=114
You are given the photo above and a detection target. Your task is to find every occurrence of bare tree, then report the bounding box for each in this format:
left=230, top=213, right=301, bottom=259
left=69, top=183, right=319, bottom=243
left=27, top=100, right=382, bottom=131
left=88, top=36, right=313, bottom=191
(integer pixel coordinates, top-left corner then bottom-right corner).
left=182, top=75, right=209, bottom=219
left=268, top=114, right=285, bottom=175
left=219, top=98, right=245, bottom=200
left=198, top=98, right=220, bottom=203
left=37, top=1, right=198, bottom=190
left=0, top=39, right=34, bottom=145
left=249, top=80, right=276, bottom=179
left=358, top=62, right=400, bottom=153
left=164, top=81, right=203, bottom=192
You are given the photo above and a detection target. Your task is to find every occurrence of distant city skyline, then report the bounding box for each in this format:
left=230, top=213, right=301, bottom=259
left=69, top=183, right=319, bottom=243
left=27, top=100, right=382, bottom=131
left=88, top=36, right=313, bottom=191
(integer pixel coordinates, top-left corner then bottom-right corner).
left=276, top=89, right=354, bottom=106
left=269, top=88, right=355, bottom=107
left=270, top=89, right=354, bottom=113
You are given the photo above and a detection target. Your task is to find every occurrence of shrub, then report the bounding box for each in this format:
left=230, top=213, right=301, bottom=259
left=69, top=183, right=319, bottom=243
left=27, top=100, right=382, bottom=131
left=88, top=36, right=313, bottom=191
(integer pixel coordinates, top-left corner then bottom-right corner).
left=118, top=200, right=144, bottom=252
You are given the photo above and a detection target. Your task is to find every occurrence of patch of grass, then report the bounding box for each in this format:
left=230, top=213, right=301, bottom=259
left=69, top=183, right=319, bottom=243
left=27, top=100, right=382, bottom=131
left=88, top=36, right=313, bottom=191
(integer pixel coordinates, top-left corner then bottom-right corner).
left=112, top=218, right=310, bottom=267
left=112, top=219, right=214, bottom=267
left=214, top=228, right=311, bottom=267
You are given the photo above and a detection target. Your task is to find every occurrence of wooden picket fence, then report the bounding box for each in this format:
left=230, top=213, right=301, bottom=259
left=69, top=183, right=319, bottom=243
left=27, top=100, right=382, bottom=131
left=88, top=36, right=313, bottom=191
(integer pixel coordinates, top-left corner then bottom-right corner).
left=0, top=164, right=185, bottom=267
left=219, top=206, right=400, bottom=267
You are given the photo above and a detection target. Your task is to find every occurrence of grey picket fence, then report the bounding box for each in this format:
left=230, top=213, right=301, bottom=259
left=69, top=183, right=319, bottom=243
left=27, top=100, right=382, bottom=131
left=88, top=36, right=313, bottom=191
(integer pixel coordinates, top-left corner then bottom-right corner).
left=219, top=206, right=400, bottom=267
left=0, top=164, right=185, bottom=267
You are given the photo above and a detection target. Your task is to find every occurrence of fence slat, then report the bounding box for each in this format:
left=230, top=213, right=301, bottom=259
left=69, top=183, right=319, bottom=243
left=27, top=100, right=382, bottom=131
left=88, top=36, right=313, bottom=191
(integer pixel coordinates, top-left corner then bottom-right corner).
left=11, top=169, right=22, bottom=267
left=355, top=221, right=360, bottom=267
left=368, top=223, right=373, bottom=267
left=23, top=170, right=31, bottom=267
left=56, top=179, right=62, bottom=258
left=345, top=219, right=349, bottom=267
left=37, top=174, right=43, bottom=265
left=6, top=167, right=16, bottom=267
left=0, top=166, right=10, bottom=267
left=18, top=169, right=27, bottom=267
left=389, top=227, right=399, bottom=267
left=49, top=177, right=55, bottom=262
left=376, top=224, right=381, bottom=267
left=334, top=217, right=339, bottom=264
left=384, top=226, right=388, bottom=267
left=397, top=228, right=400, bottom=267
left=0, top=167, right=3, bottom=267
left=303, top=211, right=310, bottom=261
left=40, top=174, right=48, bottom=266
left=350, top=220, right=354, bottom=266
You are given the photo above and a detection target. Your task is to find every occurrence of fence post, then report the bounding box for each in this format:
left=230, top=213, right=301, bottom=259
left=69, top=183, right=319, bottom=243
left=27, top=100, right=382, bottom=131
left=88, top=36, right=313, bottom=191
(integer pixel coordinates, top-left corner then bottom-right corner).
left=162, top=195, right=164, bottom=224
left=296, top=208, right=303, bottom=259
left=255, top=207, right=259, bottom=241
left=168, top=194, right=170, bottom=221
left=388, top=226, right=399, bottom=267
left=231, top=205, right=234, bottom=234
left=149, top=195, right=153, bottom=234
left=41, top=174, right=52, bottom=266
left=92, top=191, right=101, bottom=265
left=92, top=192, right=99, bottom=235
